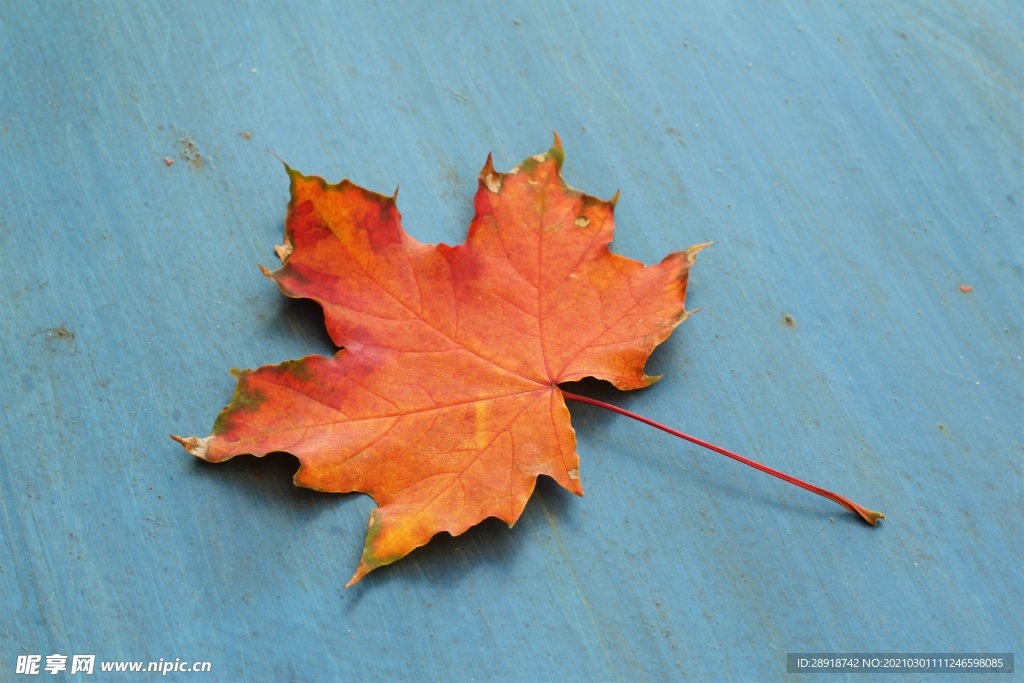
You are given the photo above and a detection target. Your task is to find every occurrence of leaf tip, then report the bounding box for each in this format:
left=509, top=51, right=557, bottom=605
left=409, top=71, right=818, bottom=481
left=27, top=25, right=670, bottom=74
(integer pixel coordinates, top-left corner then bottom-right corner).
left=685, top=241, right=714, bottom=265
left=344, top=563, right=371, bottom=588
left=561, top=474, right=584, bottom=497
left=608, top=189, right=621, bottom=209
left=268, top=149, right=289, bottom=170
left=548, top=131, right=564, bottom=170
left=481, top=154, right=503, bottom=194
left=171, top=434, right=211, bottom=460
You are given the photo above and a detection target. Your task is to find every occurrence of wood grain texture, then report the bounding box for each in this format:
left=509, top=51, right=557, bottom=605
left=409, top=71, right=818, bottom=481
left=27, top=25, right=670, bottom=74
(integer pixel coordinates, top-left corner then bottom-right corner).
left=2, top=1, right=1021, bottom=680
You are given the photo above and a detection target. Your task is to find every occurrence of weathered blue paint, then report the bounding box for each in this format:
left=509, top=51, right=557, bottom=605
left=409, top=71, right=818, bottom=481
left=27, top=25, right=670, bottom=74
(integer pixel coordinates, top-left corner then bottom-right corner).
left=2, top=1, right=1020, bottom=681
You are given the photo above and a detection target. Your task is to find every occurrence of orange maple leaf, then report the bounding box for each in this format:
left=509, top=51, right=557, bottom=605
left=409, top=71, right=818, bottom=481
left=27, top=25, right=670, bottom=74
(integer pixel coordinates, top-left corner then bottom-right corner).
left=174, top=136, right=706, bottom=585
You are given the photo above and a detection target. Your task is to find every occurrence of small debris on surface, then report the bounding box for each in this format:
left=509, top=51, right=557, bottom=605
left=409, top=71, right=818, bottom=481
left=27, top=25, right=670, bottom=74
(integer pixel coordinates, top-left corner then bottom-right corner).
left=178, top=134, right=205, bottom=168
left=163, top=156, right=174, bottom=166
left=441, top=85, right=469, bottom=103
left=959, top=284, right=973, bottom=293
left=783, top=313, right=796, bottom=327
left=240, top=131, right=252, bottom=139
left=41, top=323, right=75, bottom=344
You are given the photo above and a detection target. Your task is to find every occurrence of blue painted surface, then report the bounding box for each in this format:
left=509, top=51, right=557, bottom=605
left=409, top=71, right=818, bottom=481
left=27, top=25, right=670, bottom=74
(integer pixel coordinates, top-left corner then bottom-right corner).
left=2, top=1, right=1021, bottom=681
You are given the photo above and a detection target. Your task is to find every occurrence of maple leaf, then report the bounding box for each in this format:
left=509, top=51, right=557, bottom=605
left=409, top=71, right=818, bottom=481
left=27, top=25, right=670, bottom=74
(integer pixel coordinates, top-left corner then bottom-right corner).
left=173, top=136, right=706, bottom=585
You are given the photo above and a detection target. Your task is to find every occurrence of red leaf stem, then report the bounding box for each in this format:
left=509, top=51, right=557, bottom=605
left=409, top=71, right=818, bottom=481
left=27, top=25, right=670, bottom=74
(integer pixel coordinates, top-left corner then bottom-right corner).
left=561, top=391, right=885, bottom=526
